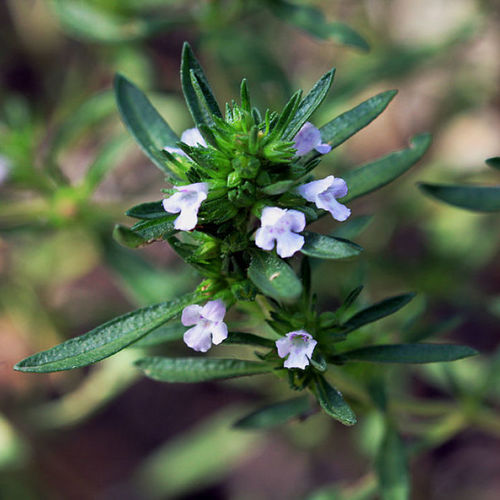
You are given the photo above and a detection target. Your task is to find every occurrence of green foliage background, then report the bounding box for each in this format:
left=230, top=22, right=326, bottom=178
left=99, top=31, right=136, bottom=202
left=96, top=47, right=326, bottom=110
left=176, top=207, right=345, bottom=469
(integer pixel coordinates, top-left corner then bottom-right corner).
left=0, top=1, right=499, bottom=499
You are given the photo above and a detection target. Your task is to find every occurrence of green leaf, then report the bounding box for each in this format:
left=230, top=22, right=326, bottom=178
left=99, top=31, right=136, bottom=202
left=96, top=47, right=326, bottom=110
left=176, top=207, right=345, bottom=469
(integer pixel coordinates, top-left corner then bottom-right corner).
left=283, top=69, right=335, bottom=140
left=114, top=74, right=179, bottom=175
left=14, top=293, right=199, bottom=373
left=126, top=201, right=165, bottom=220
left=311, top=374, right=357, bottom=426
left=129, top=216, right=177, bottom=242
left=332, top=215, right=373, bottom=239
left=248, top=251, right=302, bottom=302
left=233, top=396, right=311, bottom=429
left=268, top=1, right=369, bottom=51
left=418, top=183, right=500, bottom=212
left=485, top=156, right=500, bottom=170
left=375, top=423, right=409, bottom=500
left=225, top=332, right=275, bottom=348
left=320, top=90, right=397, bottom=150
left=181, top=42, right=222, bottom=129
left=261, top=180, right=295, bottom=195
left=113, top=224, right=147, bottom=249
left=342, top=134, right=431, bottom=203
left=341, top=293, right=415, bottom=334
left=135, top=357, right=273, bottom=383
left=133, top=322, right=186, bottom=347
left=339, top=343, right=478, bottom=364
left=301, top=232, right=363, bottom=260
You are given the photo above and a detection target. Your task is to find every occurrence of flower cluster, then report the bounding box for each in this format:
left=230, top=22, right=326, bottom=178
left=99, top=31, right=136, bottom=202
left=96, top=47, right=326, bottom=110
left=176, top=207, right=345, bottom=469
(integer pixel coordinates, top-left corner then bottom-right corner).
left=161, top=121, right=350, bottom=369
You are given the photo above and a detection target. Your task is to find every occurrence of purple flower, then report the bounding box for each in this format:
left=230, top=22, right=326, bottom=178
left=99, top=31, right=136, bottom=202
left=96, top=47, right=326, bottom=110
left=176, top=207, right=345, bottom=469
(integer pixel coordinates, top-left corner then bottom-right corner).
left=298, top=175, right=351, bottom=222
left=181, top=299, right=228, bottom=352
left=293, top=122, right=331, bottom=156
left=276, top=330, right=317, bottom=369
left=164, top=127, right=207, bottom=158
left=255, top=207, right=305, bottom=258
left=162, top=182, right=208, bottom=231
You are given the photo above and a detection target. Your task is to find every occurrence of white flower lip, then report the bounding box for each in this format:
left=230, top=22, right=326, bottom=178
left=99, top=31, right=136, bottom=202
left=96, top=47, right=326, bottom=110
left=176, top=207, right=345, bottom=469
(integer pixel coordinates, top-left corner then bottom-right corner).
left=293, top=122, right=332, bottom=156
left=275, top=330, right=317, bottom=370
left=298, top=175, right=351, bottom=222
left=163, top=127, right=207, bottom=158
left=162, top=182, right=209, bottom=231
left=255, top=207, right=306, bottom=258
left=181, top=299, right=228, bottom=352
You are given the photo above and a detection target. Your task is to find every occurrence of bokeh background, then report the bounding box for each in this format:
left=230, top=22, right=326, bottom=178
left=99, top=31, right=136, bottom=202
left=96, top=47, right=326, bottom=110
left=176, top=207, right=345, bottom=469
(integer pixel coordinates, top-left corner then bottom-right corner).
left=0, top=1, right=499, bottom=499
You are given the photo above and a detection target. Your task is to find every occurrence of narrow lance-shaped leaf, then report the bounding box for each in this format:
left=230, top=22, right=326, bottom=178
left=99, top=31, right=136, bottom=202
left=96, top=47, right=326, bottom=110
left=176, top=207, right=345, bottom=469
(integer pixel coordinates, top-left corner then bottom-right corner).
left=301, top=232, right=363, bottom=260
left=113, top=224, right=147, bottom=249
left=180, top=42, right=222, bottom=130
left=283, top=69, right=335, bottom=140
left=485, top=156, right=500, bottom=170
left=338, top=343, right=478, bottom=364
left=418, top=183, right=500, bottom=212
left=375, top=422, right=409, bottom=500
left=234, top=396, right=311, bottom=429
left=14, top=293, right=200, bottom=373
left=126, top=201, right=165, bottom=220
left=341, top=134, right=431, bottom=203
left=319, top=90, right=397, bottom=151
left=311, top=374, right=357, bottom=426
left=248, top=250, right=302, bottom=302
left=114, top=74, right=179, bottom=175
left=135, top=357, right=273, bottom=383
left=341, top=293, right=415, bottom=334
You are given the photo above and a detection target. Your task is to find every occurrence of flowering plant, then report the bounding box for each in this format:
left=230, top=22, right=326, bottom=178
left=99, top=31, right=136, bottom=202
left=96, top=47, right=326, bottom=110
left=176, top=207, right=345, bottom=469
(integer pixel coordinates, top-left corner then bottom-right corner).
left=15, top=43, right=477, bottom=428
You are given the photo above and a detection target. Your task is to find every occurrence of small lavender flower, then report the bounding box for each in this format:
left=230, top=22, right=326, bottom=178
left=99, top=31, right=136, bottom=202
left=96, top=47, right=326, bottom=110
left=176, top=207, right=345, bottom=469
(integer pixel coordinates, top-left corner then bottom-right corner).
left=164, top=127, right=207, bottom=158
left=298, top=175, right=351, bottom=222
left=0, top=155, right=11, bottom=185
left=276, top=330, right=317, bottom=370
left=181, top=299, right=228, bottom=352
left=255, top=207, right=305, bottom=258
left=162, top=182, right=208, bottom=231
left=293, top=122, right=331, bottom=156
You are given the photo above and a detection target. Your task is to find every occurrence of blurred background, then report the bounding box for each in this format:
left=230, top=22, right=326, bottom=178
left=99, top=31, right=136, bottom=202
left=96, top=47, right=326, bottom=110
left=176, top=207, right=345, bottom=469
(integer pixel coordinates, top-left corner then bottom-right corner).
left=0, top=0, right=499, bottom=499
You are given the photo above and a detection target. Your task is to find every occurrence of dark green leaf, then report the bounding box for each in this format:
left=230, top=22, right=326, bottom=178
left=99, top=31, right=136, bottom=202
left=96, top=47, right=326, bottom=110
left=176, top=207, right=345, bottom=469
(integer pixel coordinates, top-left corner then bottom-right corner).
left=126, top=201, right=165, bottom=220
left=225, top=332, right=275, bottom=348
left=343, top=286, right=364, bottom=309
left=375, top=423, right=409, bottom=500
left=418, top=183, right=500, bottom=212
left=14, top=294, right=199, bottom=373
left=320, top=90, right=397, bottom=150
left=130, top=216, right=176, bottom=241
left=261, top=180, right=295, bottom=195
left=342, top=293, right=415, bottom=333
left=339, top=343, right=478, bottom=364
left=114, top=74, right=179, bottom=175
left=283, top=69, right=335, bottom=139
left=342, top=134, right=431, bottom=203
left=301, top=232, right=363, bottom=260
left=485, top=157, right=500, bottom=170
left=268, top=1, right=369, bottom=51
left=311, top=374, right=357, bottom=426
left=113, top=224, right=147, bottom=248
left=234, top=396, right=311, bottom=429
left=248, top=251, right=302, bottom=302
left=332, top=215, right=373, bottom=239
left=133, top=322, right=186, bottom=347
left=135, top=357, right=273, bottom=383
left=181, top=43, right=222, bottom=129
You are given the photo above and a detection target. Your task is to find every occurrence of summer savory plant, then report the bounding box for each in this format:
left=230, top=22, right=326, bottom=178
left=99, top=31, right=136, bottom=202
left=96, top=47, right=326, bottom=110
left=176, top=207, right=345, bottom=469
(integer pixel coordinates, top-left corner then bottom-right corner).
left=15, top=43, right=477, bottom=429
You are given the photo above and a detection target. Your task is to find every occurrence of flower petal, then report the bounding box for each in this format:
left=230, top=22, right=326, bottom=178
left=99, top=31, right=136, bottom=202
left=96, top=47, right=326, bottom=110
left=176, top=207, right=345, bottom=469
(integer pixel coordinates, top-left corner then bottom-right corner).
left=180, top=127, right=207, bottom=148
left=181, top=304, right=203, bottom=326
left=314, top=143, right=332, bottom=155
left=316, top=193, right=351, bottom=221
left=284, top=209, right=306, bottom=232
left=297, top=176, right=334, bottom=202
left=293, top=122, right=321, bottom=156
left=202, top=299, right=226, bottom=323
left=284, top=352, right=310, bottom=370
left=276, top=336, right=292, bottom=358
left=260, top=206, right=286, bottom=226
left=211, top=322, right=228, bottom=345
left=183, top=324, right=212, bottom=352
left=162, top=192, right=184, bottom=214
left=276, top=232, right=304, bottom=258
left=163, top=146, right=188, bottom=158
left=328, top=177, right=348, bottom=198
left=255, top=227, right=276, bottom=251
